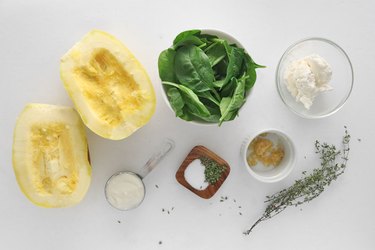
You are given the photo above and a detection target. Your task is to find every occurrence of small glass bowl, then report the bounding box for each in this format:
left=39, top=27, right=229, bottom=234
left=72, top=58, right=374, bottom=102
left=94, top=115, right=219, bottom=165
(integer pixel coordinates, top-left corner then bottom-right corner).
left=160, top=29, right=252, bottom=126
left=276, top=38, right=354, bottom=119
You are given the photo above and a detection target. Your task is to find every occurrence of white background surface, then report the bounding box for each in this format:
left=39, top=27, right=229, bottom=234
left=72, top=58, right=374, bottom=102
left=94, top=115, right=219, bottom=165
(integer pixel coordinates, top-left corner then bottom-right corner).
left=1, top=0, right=374, bottom=249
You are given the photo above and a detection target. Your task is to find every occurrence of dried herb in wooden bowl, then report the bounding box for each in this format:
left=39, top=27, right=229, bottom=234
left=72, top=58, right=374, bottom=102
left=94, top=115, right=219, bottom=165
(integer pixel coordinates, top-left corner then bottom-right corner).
left=200, top=157, right=227, bottom=185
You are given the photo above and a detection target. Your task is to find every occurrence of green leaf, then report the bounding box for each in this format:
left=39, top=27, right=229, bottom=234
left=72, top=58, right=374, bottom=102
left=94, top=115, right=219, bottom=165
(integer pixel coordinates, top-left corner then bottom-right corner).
left=226, top=47, right=245, bottom=82
left=245, top=65, right=256, bottom=93
left=219, top=97, right=231, bottom=115
left=197, top=91, right=220, bottom=106
left=173, top=36, right=205, bottom=50
left=245, top=53, right=266, bottom=68
left=215, top=46, right=245, bottom=88
left=204, top=103, right=221, bottom=115
left=213, top=58, right=229, bottom=81
left=205, top=42, right=227, bottom=67
left=242, top=55, right=257, bottom=93
left=219, top=77, right=246, bottom=125
left=173, top=30, right=201, bottom=45
left=188, top=100, right=221, bottom=123
left=163, top=81, right=210, bottom=118
left=199, top=33, right=219, bottom=42
left=158, top=48, right=177, bottom=82
left=166, top=87, right=184, bottom=117
left=175, top=45, right=214, bottom=92
left=179, top=107, right=193, bottom=121
left=254, top=63, right=266, bottom=68
left=213, top=79, right=225, bottom=88
left=197, top=114, right=220, bottom=123
left=220, top=77, right=236, bottom=97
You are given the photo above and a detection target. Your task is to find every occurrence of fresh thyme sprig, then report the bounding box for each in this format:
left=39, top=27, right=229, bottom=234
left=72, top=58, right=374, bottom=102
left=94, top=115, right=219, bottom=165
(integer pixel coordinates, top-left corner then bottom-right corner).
left=244, top=127, right=351, bottom=235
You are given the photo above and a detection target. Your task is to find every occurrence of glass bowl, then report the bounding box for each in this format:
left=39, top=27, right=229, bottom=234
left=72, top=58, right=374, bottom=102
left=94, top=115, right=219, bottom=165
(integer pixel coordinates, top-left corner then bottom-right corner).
left=160, top=29, right=252, bottom=126
left=276, top=38, right=353, bottom=118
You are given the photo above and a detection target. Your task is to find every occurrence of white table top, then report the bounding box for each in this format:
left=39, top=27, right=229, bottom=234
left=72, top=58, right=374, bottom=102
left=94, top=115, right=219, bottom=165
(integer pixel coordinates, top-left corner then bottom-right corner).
left=1, top=0, right=374, bottom=249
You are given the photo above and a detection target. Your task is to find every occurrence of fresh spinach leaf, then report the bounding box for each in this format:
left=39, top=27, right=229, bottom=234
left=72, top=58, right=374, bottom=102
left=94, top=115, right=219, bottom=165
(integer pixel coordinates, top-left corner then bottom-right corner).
left=173, top=36, right=205, bottom=50
left=189, top=100, right=221, bottom=123
left=211, top=88, right=221, bottom=100
left=203, top=100, right=221, bottom=113
left=213, top=45, right=245, bottom=88
left=246, top=53, right=266, bottom=68
left=163, top=81, right=210, bottom=118
left=197, top=91, right=220, bottom=106
left=254, top=63, right=266, bottom=68
left=242, top=54, right=264, bottom=93
left=213, top=58, right=229, bottom=80
left=194, top=113, right=220, bottom=123
left=219, top=97, right=231, bottom=115
left=223, top=47, right=245, bottom=87
left=205, top=42, right=227, bottom=67
left=219, top=97, right=236, bottom=122
left=199, top=34, right=219, bottom=42
left=220, top=77, right=236, bottom=97
left=219, top=77, right=246, bottom=124
left=245, top=63, right=256, bottom=93
left=175, top=45, right=214, bottom=92
left=173, top=30, right=201, bottom=45
left=231, top=77, right=246, bottom=109
left=226, top=110, right=239, bottom=121
left=158, top=48, right=177, bottom=82
left=166, top=87, right=184, bottom=117
left=179, top=106, right=193, bottom=121
left=222, top=39, right=232, bottom=55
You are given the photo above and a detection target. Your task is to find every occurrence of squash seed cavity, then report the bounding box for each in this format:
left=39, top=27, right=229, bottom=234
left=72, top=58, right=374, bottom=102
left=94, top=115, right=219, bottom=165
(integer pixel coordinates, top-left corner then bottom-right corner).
left=31, top=123, right=78, bottom=195
left=75, top=48, right=146, bottom=127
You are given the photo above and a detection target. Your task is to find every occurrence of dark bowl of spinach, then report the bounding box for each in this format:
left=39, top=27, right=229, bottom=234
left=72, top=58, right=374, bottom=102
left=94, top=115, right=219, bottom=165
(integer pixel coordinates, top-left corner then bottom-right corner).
left=158, top=29, right=264, bottom=125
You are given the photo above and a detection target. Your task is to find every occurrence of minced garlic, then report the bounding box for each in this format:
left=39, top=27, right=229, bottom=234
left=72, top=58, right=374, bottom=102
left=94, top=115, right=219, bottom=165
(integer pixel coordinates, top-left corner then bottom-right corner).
left=247, top=135, right=285, bottom=167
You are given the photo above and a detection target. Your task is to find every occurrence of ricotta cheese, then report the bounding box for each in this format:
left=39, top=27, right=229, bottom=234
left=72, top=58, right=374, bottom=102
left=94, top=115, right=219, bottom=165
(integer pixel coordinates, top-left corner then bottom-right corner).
left=284, top=54, right=333, bottom=109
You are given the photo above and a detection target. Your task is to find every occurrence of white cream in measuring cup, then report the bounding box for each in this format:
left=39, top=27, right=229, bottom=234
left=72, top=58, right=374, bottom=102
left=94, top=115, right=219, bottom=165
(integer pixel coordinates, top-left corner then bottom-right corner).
left=105, top=139, right=174, bottom=211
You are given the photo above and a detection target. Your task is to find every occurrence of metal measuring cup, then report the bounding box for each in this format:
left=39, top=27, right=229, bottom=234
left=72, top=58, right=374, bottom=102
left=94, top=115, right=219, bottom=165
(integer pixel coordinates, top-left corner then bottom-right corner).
left=104, top=139, right=174, bottom=211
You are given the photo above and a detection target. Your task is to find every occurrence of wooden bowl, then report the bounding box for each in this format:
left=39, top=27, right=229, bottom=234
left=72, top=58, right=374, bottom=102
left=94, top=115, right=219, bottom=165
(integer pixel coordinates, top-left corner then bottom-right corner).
left=176, top=145, right=230, bottom=199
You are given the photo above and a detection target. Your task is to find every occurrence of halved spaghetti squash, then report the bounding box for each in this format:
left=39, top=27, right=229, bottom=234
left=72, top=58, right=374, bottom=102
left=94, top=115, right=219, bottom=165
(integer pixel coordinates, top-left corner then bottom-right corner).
left=60, top=30, right=156, bottom=140
left=12, top=104, right=91, bottom=208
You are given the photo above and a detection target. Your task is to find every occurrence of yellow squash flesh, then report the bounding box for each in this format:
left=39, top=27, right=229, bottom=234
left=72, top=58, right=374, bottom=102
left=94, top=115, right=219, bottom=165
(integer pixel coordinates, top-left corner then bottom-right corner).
left=12, top=104, right=91, bottom=208
left=60, top=30, right=156, bottom=140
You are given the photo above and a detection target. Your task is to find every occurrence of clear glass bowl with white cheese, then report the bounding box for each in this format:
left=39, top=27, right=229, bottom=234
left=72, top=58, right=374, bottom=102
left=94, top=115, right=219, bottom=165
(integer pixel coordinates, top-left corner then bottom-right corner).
left=276, top=38, right=353, bottom=118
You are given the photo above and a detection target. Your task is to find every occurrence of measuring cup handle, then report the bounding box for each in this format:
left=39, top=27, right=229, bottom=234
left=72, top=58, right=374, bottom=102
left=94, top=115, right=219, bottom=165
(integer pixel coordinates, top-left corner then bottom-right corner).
left=138, top=139, right=175, bottom=178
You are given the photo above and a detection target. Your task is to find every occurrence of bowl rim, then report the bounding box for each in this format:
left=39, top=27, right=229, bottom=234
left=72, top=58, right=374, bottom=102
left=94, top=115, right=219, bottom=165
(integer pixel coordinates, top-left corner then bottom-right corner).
left=159, top=28, right=251, bottom=126
left=242, top=129, right=296, bottom=183
left=275, top=37, right=354, bottom=119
